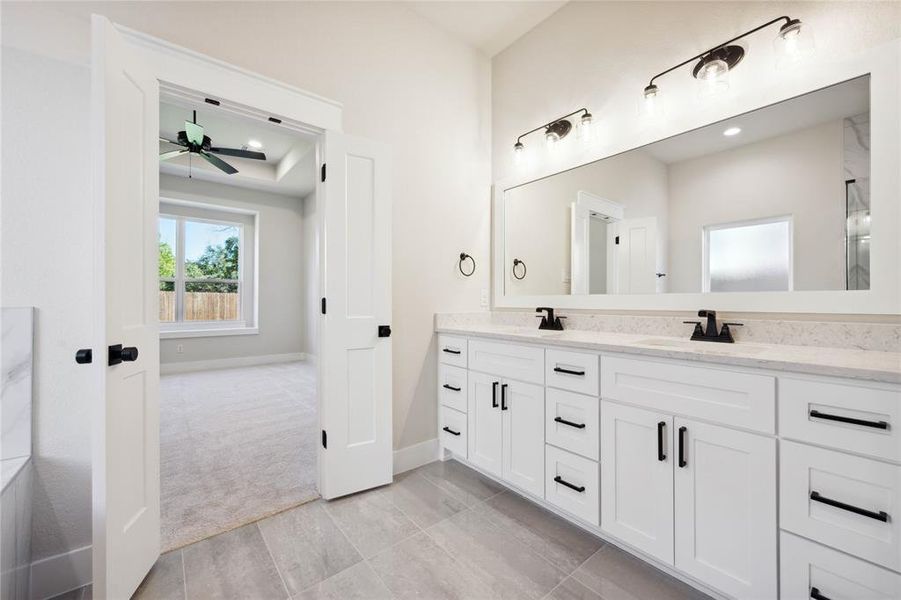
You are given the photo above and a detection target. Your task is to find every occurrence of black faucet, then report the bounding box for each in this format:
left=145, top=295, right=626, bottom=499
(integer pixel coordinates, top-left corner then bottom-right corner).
left=536, top=307, right=565, bottom=331
left=684, top=309, right=743, bottom=343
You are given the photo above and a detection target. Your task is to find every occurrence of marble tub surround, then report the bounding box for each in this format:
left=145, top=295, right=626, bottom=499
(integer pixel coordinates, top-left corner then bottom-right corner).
left=435, top=312, right=901, bottom=383
left=1, top=307, right=33, bottom=464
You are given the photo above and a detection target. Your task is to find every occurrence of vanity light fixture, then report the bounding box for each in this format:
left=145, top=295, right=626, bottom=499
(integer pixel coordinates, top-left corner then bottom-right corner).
left=513, top=108, right=592, bottom=155
left=723, top=126, right=742, bottom=136
left=642, top=16, right=813, bottom=109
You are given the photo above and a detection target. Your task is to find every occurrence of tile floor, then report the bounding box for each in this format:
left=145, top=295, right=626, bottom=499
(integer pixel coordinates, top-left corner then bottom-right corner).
left=159, top=361, right=319, bottom=550
left=55, top=460, right=710, bottom=600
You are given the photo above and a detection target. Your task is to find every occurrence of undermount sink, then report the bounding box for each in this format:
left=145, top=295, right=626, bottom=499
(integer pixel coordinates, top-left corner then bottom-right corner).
left=636, top=338, right=764, bottom=354
left=504, top=327, right=564, bottom=338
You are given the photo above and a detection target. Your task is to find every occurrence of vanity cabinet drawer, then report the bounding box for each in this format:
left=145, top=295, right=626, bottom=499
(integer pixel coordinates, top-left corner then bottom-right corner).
left=780, top=377, right=900, bottom=463
left=600, top=355, right=775, bottom=433
left=781, top=531, right=901, bottom=600
left=438, top=364, right=467, bottom=413
left=781, top=441, right=901, bottom=570
left=438, top=335, right=468, bottom=368
left=469, top=339, right=544, bottom=385
left=545, top=444, right=599, bottom=526
left=546, top=348, right=599, bottom=396
left=439, top=406, right=467, bottom=458
left=546, top=388, right=599, bottom=461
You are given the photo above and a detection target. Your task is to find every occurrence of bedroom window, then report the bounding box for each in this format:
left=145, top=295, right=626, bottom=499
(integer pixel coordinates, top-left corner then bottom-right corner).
left=159, top=207, right=255, bottom=335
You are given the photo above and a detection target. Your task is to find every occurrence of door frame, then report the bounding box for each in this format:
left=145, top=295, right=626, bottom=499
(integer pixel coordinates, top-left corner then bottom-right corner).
left=94, top=19, right=346, bottom=590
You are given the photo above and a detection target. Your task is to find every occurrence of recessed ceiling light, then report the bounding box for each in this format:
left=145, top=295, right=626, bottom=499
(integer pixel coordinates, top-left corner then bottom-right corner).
left=247, top=139, right=263, bottom=149
left=723, top=127, right=742, bottom=137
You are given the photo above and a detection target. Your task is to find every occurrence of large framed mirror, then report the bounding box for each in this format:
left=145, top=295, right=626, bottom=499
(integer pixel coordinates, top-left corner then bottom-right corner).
left=494, top=58, right=899, bottom=314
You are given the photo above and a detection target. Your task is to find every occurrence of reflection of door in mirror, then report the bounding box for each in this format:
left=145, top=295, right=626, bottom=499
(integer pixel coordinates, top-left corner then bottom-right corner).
left=611, top=217, right=658, bottom=295
left=571, top=191, right=623, bottom=295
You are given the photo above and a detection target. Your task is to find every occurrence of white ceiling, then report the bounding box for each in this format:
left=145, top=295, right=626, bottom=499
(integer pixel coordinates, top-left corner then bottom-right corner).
left=643, top=75, right=870, bottom=165
left=159, top=99, right=316, bottom=197
left=405, top=1, right=567, bottom=57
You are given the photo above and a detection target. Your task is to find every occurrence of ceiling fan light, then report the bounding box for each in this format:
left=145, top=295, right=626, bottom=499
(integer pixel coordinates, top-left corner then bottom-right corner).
left=247, top=139, right=263, bottom=149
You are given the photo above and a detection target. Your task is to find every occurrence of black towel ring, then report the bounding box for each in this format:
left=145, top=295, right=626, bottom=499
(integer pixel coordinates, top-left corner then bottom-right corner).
left=512, top=258, right=527, bottom=280
left=458, top=253, right=476, bottom=277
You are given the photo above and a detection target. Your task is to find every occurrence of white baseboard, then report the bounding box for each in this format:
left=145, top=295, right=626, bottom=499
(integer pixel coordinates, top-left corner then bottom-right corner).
left=30, top=545, right=92, bottom=600
left=160, top=352, right=308, bottom=374
left=393, top=438, right=439, bottom=475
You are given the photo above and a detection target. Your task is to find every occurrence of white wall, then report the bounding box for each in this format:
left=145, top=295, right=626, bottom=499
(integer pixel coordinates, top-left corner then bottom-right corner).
left=1, top=47, right=94, bottom=565
left=504, top=150, right=668, bottom=295
left=158, top=174, right=305, bottom=365
left=492, top=2, right=900, bottom=185
left=2, top=0, right=490, bottom=565
left=667, top=120, right=845, bottom=293
left=300, top=192, right=319, bottom=360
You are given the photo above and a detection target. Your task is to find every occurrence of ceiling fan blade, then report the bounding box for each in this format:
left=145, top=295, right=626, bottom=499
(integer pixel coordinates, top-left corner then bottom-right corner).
left=159, top=149, right=189, bottom=161
left=200, top=151, right=238, bottom=175
left=209, top=147, right=267, bottom=161
left=184, top=121, right=205, bottom=146
left=159, top=137, right=182, bottom=145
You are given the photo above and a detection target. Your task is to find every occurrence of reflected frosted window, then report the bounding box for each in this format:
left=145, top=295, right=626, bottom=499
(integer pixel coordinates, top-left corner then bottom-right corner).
left=706, top=218, right=792, bottom=292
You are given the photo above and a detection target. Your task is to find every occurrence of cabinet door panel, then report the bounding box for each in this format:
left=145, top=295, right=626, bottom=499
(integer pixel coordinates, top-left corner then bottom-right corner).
left=674, top=419, right=776, bottom=600
left=600, top=402, right=674, bottom=565
left=467, top=371, right=502, bottom=477
left=502, top=380, right=545, bottom=497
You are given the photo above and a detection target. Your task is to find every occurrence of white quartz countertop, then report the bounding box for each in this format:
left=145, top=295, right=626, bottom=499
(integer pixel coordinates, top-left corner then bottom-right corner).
left=435, top=324, right=901, bottom=384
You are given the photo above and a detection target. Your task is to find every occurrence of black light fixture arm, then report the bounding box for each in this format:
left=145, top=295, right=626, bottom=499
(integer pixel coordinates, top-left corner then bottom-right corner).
left=646, top=16, right=795, bottom=89
left=515, top=108, right=591, bottom=145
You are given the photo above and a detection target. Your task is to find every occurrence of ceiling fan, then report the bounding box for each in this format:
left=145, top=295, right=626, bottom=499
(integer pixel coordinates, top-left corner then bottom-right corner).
left=159, top=110, right=267, bottom=175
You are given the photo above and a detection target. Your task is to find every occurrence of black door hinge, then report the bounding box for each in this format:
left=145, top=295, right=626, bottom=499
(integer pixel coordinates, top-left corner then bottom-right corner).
left=321, top=297, right=327, bottom=314
left=321, top=163, right=327, bottom=182
left=204, top=97, right=220, bottom=106
left=321, top=430, right=327, bottom=449
left=615, top=236, right=620, bottom=245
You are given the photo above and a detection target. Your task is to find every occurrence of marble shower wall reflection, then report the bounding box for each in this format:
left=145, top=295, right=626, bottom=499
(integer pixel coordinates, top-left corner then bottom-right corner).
left=844, top=113, right=870, bottom=290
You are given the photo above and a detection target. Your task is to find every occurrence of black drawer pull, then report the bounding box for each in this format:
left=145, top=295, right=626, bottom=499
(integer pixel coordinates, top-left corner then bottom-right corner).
left=553, top=366, right=586, bottom=376
left=442, top=426, right=461, bottom=436
left=809, top=410, right=888, bottom=430
left=554, top=416, right=586, bottom=429
left=810, top=587, right=831, bottom=600
left=553, top=476, right=585, bottom=493
left=442, top=384, right=461, bottom=392
left=442, top=348, right=461, bottom=355
left=501, top=383, right=508, bottom=411
left=678, top=426, right=687, bottom=468
left=810, top=491, right=888, bottom=522
left=657, top=421, right=666, bottom=462
left=492, top=381, right=499, bottom=408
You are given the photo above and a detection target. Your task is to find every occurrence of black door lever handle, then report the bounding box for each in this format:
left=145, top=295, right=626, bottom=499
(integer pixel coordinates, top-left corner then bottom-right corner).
left=109, top=344, right=139, bottom=366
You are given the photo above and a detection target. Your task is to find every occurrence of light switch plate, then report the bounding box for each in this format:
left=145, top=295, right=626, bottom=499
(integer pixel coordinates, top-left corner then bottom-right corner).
left=480, top=288, right=489, bottom=307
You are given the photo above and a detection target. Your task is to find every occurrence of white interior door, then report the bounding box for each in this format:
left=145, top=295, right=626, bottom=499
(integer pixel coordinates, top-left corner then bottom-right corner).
left=612, top=217, right=657, bottom=294
left=91, top=15, right=161, bottom=599
left=600, top=402, right=674, bottom=564
left=674, top=418, right=777, bottom=599
left=319, top=131, right=393, bottom=499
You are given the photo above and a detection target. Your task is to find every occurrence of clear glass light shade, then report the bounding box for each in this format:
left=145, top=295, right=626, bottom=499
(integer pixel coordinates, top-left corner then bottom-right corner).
left=546, top=131, right=560, bottom=146
left=513, top=142, right=525, bottom=165
left=579, top=113, right=594, bottom=143
left=640, top=85, right=664, bottom=118
left=697, top=59, right=730, bottom=99
left=774, top=21, right=814, bottom=68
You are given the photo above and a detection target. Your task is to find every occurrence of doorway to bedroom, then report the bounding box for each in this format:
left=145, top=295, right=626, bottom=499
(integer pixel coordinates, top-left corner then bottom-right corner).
left=156, top=90, right=321, bottom=551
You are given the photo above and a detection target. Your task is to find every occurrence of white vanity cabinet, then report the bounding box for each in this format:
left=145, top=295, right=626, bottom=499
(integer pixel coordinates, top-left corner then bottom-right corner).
left=465, top=354, right=546, bottom=497
left=435, top=331, right=901, bottom=600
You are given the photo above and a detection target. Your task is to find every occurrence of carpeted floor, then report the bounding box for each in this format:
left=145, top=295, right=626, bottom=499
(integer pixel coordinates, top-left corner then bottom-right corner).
left=159, top=361, right=319, bottom=551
